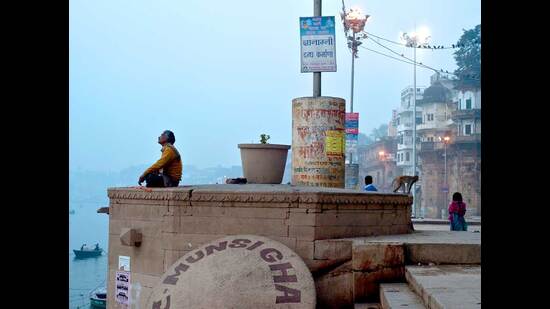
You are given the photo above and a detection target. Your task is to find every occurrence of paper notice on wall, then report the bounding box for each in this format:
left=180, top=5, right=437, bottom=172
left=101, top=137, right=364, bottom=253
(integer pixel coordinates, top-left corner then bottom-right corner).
left=116, top=271, right=131, bottom=305
left=325, top=130, right=344, bottom=156
left=118, top=255, right=130, bottom=271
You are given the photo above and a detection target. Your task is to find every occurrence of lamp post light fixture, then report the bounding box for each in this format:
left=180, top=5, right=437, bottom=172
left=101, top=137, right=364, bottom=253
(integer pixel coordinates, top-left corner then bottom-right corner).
left=400, top=27, right=430, bottom=218
left=341, top=4, right=369, bottom=115
left=340, top=2, right=369, bottom=166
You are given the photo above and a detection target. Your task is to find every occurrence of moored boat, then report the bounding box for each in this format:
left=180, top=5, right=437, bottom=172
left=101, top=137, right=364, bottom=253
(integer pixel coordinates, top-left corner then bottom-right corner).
left=90, top=287, right=107, bottom=308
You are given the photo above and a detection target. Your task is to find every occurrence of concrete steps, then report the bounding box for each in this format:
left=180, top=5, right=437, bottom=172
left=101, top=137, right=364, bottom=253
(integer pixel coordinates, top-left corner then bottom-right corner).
left=380, top=283, right=426, bottom=309
left=405, top=265, right=481, bottom=309
left=354, top=303, right=381, bottom=309
left=314, top=232, right=481, bottom=308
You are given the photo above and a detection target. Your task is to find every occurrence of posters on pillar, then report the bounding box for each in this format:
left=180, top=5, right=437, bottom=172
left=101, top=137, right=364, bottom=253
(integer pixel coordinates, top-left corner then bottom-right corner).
left=115, top=271, right=131, bottom=305
left=325, top=130, right=344, bottom=157
left=345, top=113, right=359, bottom=160
left=300, top=16, right=336, bottom=73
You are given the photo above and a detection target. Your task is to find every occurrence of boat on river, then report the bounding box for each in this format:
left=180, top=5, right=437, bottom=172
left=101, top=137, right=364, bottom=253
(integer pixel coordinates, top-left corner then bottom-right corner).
left=73, top=244, right=103, bottom=259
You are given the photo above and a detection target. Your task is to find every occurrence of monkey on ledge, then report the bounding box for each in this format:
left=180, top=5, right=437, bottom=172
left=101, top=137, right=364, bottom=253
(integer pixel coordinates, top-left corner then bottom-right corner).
left=391, top=175, right=419, bottom=194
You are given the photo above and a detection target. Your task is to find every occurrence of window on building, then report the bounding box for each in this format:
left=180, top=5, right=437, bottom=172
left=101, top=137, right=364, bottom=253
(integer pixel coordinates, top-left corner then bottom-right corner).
left=465, top=124, right=472, bottom=135
left=466, top=99, right=472, bottom=109
left=416, top=117, right=422, bottom=125
left=406, top=152, right=410, bottom=162
left=459, top=98, right=462, bottom=108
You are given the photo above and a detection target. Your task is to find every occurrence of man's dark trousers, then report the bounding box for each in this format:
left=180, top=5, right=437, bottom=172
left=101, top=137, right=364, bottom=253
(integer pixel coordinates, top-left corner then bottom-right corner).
left=144, top=173, right=179, bottom=187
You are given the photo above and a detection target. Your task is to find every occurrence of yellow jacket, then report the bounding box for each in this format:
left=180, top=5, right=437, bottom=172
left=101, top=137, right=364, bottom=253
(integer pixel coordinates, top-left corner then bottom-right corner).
left=141, top=144, right=182, bottom=181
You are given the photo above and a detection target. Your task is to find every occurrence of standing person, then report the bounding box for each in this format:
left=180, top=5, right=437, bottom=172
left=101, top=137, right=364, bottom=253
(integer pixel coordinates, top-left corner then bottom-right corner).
left=138, top=130, right=182, bottom=187
left=364, top=175, right=378, bottom=192
left=448, top=192, right=468, bottom=231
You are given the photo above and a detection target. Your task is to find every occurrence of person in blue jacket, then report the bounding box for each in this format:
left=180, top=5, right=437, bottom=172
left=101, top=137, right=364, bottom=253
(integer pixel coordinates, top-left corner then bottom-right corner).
left=364, top=175, right=378, bottom=192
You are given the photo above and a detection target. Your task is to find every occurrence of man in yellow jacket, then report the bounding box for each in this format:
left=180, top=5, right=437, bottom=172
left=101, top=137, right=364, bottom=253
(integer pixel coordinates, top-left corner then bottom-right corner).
left=138, top=130, right=182, bottom=187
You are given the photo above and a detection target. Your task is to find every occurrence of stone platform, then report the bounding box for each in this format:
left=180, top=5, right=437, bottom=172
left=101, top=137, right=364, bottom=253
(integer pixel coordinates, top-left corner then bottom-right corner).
left=105, top=184, right=412, bottom=308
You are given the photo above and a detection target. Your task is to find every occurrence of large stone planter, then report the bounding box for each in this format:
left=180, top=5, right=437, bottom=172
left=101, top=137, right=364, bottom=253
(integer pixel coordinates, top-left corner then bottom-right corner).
left=238, top=144, right=291, bottom=184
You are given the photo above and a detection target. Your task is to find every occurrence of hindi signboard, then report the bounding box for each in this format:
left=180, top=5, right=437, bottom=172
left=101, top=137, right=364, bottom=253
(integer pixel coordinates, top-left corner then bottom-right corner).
left=300, top=16, right=336, bottom=73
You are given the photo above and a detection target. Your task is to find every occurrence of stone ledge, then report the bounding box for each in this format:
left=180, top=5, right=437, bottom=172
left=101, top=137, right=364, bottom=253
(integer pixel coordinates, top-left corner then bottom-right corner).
left=107, top=184, right=412, bottom=207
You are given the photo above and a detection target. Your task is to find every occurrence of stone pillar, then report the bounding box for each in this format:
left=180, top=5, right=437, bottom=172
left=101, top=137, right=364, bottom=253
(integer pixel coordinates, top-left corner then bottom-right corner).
left=292, top=96, right=346, bottom=188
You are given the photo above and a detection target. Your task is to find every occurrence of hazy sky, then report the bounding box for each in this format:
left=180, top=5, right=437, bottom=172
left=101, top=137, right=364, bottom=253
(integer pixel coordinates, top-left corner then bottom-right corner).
left=69, top=0, right=480, bottom=172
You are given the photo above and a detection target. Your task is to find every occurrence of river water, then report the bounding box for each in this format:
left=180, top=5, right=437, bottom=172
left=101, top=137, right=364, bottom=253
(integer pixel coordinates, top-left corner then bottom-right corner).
left=69, top=204, right=109, bottom=308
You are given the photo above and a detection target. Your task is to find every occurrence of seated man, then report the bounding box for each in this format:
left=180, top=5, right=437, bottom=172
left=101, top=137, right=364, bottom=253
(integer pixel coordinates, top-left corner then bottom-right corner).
left=138, top=130, right=182, bottom=187
left=364, top=175, right=378, bottom=192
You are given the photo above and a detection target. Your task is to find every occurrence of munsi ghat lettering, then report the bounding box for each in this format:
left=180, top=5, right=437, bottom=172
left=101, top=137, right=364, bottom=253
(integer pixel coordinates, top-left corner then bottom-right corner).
left=148, top=236, right=314, bottom=308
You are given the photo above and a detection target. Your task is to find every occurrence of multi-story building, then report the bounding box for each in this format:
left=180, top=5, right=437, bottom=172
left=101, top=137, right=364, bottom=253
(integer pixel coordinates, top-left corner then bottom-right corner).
left=396, top=86, right=426, bottom=177
left=358, top=73, right=481, bottom=218
left=448, top=85, right=481, bottom=217
left=416, top=73, right=481, bottom=218
left=357, top=138, right=400, bottom=192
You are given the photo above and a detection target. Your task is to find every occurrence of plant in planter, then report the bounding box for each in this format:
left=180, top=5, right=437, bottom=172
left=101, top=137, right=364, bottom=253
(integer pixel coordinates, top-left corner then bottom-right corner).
left=238, top=134, right=290, bottom=184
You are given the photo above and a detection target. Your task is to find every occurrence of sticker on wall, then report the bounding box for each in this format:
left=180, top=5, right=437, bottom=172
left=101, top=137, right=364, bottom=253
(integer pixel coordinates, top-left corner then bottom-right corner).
left=116, top=271, right=131, bottom=305
left=325, top=130, right=344, bottom=157
left=118, top=255, right=130, bottom=271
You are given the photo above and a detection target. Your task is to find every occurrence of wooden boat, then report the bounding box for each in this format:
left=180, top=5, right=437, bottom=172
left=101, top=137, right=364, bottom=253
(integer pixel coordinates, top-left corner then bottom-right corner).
left=73, top=244, right=103, bottom=259
left=89, top=287, right=107, bottom=308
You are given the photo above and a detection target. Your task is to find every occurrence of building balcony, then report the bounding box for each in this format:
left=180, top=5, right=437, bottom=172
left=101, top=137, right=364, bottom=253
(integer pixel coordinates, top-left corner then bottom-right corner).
left=397, top=143, right=413, bottom=151
left=397, top=105, right=423, bottom=115
left=396, top=160, right=412, bottom=167
left=451, top=108, right=481, bottom=121
left=454, top=133, right=481, bottom=144
left=416, top=122, right=437, bottom=131
left=397, top=123, right=412, bottom=132
left=419, top=141, right=446, bottom=152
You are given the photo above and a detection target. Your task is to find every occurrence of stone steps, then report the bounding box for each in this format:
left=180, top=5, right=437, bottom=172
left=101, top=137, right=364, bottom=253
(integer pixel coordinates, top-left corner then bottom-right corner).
left=405, top=265, right=481, bottom=309
left=314, top=232, right=481, bottom=308
left=354, top=303, right=381, bottom=309
left=379, top=283, right=426, bottom=309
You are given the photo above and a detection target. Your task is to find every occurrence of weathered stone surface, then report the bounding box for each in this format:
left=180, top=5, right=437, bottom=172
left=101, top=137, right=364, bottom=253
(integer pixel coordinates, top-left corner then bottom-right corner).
left=314, top=239, right=352, bottom=261
left=405, top=265, right=481, bottom=309
left=353, top=268, right=405, bottom=303
left=352, top=243, right=404, bottom=271
left=405, top=243, right=480, bottom=265
left=145, top=235, right=316, bottom=308
left=379, top=283, right=426, bottom=309
left=107, top=185, right=413, bottom=307
left=350, top=230, right=481, bottom=265
left=120, top=228, right=142, bottom=247
left=314, top=261, right=354, bottom=309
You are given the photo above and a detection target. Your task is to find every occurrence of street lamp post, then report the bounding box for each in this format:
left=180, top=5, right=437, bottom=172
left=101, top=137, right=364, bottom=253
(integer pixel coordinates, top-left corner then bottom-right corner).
left=341, top=3, right=369, bottom=165
left=313, top=0, right=321, bottom=97
left=401, top=28, right=430, bottom=217
left=443, top=136, right=450, bottom=218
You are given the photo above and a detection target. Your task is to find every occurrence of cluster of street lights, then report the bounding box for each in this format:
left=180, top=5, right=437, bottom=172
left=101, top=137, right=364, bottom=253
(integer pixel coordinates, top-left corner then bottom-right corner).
left=340, top=3, right=437, bottom=215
